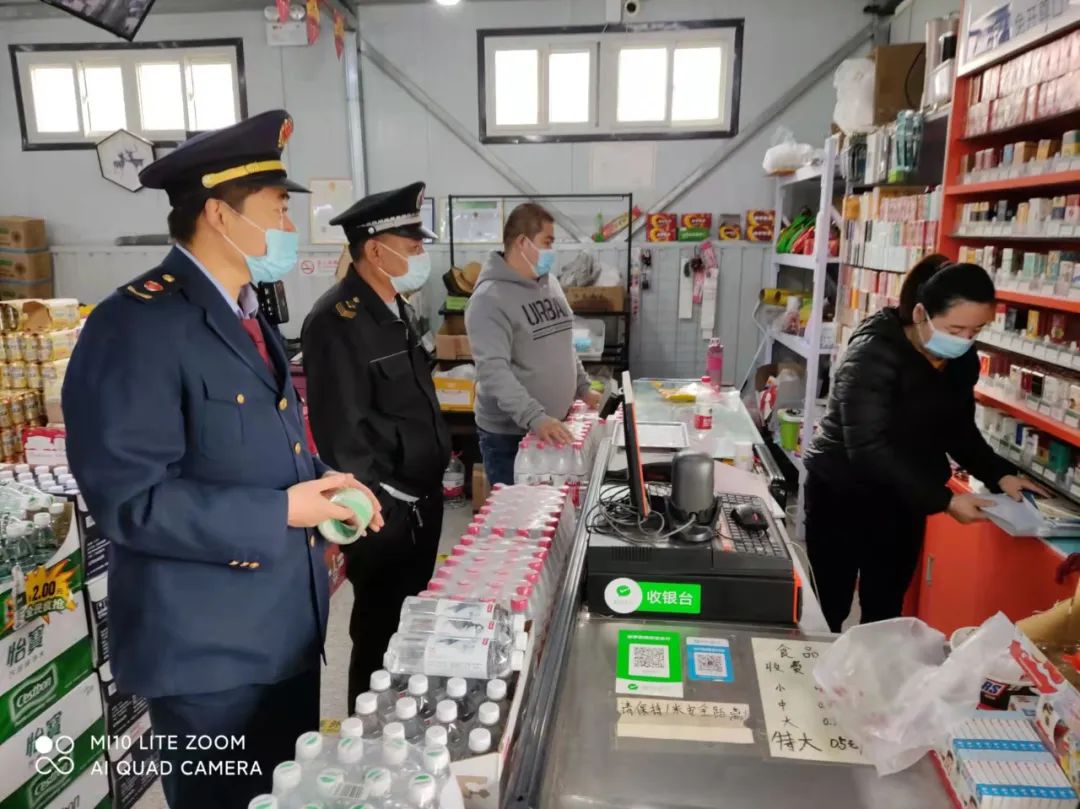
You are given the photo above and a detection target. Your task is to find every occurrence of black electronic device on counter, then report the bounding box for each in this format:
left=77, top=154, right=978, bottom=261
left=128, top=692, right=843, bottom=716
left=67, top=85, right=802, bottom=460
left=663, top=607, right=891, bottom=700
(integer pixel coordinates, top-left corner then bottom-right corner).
left=586, top=394, right=802, bottom=625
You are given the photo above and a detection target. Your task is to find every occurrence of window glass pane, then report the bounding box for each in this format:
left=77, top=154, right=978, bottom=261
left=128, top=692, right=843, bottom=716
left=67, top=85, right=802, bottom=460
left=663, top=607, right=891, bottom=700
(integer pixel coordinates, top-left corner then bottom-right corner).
left=138, top=62, right=185, bottom=131
left=548, top=51, right=591, bottom=124
left=188, top=62, right=237, bottom=131
left=82, top=64, right=127, bottom=134
left=616, top=47, right=667, bottom=123
left=29, top=66, right=79, bottom=133
left=671, top=46, right=723, bottom=122
left=494, top=49, right=538, bottom=126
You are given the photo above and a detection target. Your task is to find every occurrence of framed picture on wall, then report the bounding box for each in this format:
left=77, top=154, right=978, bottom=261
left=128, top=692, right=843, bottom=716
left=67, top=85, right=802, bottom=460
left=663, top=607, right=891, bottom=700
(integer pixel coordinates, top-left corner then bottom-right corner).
left=96, top=129, right=154, bottom=192
left=451, top=198, right=503, bottom=243
left=309, top=179, right=354, bottom=245
left=39, top=0, right=159, bottom=41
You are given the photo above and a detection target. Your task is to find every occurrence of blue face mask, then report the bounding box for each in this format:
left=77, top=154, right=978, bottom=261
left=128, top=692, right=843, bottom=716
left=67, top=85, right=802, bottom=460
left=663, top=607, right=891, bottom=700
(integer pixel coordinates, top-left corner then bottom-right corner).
left=526, top=238, right=558, bottom=278
left=379, top=243, right=432, bottom=294
left=923, top=319, right=974, bottom=359
left=222, top=206, right=299, bottom=285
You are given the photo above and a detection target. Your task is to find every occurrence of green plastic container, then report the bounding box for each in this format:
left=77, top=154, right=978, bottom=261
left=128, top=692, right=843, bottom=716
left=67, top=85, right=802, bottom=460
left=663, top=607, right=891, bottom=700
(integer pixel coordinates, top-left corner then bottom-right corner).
left=318, top=487, right=375, bottom=545
left=778, top=408, right=804, bottom=452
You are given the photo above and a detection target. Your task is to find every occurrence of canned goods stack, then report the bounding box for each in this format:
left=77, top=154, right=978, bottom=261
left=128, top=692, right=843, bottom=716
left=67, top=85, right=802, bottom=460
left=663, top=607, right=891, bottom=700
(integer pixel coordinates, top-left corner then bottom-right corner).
left=0, top=297, right=82, bottom=463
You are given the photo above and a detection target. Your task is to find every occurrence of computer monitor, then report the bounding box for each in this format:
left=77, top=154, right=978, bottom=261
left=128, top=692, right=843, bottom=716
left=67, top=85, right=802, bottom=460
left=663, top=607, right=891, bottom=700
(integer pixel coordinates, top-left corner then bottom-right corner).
left=621, top=371, right=650, bottom=518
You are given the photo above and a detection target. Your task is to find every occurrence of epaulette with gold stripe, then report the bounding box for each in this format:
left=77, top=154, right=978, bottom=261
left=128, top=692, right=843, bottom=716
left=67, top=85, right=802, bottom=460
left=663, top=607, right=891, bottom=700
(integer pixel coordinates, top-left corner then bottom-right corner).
left=119, top=269, right=183, bottom=303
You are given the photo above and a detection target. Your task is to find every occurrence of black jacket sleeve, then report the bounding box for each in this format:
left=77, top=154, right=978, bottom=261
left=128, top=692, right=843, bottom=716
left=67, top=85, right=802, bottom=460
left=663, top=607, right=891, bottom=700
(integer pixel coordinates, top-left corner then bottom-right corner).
left=947, top=359, right=1015, bottom=490
left=302, top=314, right=380, bottom=488
left=834, top=334, right=954, bottom=515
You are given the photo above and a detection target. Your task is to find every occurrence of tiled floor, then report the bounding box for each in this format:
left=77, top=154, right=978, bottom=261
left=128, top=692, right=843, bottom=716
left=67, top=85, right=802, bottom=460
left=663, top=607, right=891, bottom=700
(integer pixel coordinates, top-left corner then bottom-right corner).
left=134, top=504, right=474, bottom=808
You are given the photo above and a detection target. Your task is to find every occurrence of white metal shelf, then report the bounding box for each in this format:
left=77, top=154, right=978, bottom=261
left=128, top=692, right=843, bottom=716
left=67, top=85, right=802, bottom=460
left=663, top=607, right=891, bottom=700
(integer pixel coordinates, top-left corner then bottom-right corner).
left=772, top=330, right=831, bottom=358
left=776, top=164, right=824, bottom=187
left=772, top=253, right=840, bottom=270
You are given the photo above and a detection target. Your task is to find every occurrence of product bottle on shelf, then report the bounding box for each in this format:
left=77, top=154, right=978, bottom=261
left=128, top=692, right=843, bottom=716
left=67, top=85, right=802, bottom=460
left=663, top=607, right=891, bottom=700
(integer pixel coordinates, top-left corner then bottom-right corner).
left=383, top=721, right=406, bottom=742
left=31, top=512, right=55, bottom=563
left=467, top=727, right=493, bottom=756
left=513, top=439, right=536, bottom=485
left=336, top=735, right=365, bottom=773
left=313, top=766, right=347, bottom=804
left=362, top=766, right=394, bottom=803
left=425, top=724, right=448, bottom=749
left=369, top=669, right=399, bottom=720
left=247, top=796, right=277, bottom=809
left=271, top=760, right=302, bottom=802
left=434, top=699, right=467, bottom=760
left=407, top=674, right=435, bottom=721
left=706, top=338, right=724, bottom=390
left=383, top=631, right=525, bottom=680
left=568, top=442, right=587, bottom=508
left=485, top=679, right=509, bottom=715
left=533, top=442, right=552, bottom=485
left=551, top=443, right=571, bottom=487
left=407, top=773, right=440, bottom=809
left=473, top=701, right=503, bottom=746
left=443, top=676, right=474, bottom=721
left=352, top=692, right=384, bottom=740
left=421, top=744, right=452, bottom=779
left=394, top=697, right=425, bottom=743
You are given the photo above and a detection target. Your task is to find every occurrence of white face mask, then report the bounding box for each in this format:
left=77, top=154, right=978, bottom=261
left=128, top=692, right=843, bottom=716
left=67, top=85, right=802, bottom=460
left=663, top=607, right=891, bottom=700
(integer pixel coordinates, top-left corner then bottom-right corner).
left=376, top=242, right=432, bottom=294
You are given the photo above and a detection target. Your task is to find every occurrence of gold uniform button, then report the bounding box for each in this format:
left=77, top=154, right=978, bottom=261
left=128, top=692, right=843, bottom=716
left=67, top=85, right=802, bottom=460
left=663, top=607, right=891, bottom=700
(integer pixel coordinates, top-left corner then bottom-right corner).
left=250, top=561, right=261, bottom=570
left=236, top=393, right=245, bottom=404
left=229, top=560, right=239, bottom=567
left=308, top=535, right=316, bottom=548
left=294, top=441, right=302, bottom=455
left=278, top=398, right=288, bottom=411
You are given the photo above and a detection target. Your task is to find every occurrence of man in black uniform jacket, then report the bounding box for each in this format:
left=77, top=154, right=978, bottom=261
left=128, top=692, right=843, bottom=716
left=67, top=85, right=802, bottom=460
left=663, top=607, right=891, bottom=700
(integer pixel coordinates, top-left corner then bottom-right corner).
left=302, top=182, right=451, bottom=709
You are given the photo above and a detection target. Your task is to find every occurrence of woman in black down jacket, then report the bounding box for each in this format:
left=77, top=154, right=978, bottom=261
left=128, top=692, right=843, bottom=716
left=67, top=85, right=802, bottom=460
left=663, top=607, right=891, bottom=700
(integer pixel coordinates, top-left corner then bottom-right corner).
left=803, top=255, right=1047, bottom=632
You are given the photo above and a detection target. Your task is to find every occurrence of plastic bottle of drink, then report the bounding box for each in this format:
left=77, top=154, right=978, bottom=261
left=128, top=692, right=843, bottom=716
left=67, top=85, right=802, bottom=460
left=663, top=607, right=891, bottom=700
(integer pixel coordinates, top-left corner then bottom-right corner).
left=406, top=675, right=435, bottom=721
left=472, top=702, right=503, bottom=746
left=532, top=442, right=551, bottom=485
left=398, top=612, right=499, bottom=641
left=433, top=699, right=466, bottom=759
left=314, top=766, right=347, bottom=804
left=393, top=697, right=424, bottom=743
left=568, top=442, right=587, bottom=509
left=551, top=444, right=571, bottom=487
left=381, top=738, right=421, bottom=790
left=706, top=338, right=724, bottom=390
left=31, top=512, right=55, bottom=564
left=294, top=731, right=331, bottom=794
left=248, top=796, right=278, bottom=809
left=513, top=440, right=535, bottom=485
left=336, top=735, right=365, bottom=774
left=421, top=744, right=451, bottom=779
left=362, top=766, right=394, bottom=803
left=467, top=728, right=492, bottom=757
left=352, top=692, right=384, bottom=740
left=6, top=522, right=31, bottom=569
left=384, top=631, right=524, bottom=680
left=370, top=670, right=399, bottom=720
left=399, top=597, right=521, bottom=639
left=382, top=721, right=406, bottom=744
left=442, top=453, right=466, bottom=508
left=407, top=773, right=439, bottom=809
left=424, top=724, right=448, bottom=749
left=484, top=679, right=509, bottom=716
left=271, top=761, right=302, bottom=802
left=443, top=677, right=473, bottom=721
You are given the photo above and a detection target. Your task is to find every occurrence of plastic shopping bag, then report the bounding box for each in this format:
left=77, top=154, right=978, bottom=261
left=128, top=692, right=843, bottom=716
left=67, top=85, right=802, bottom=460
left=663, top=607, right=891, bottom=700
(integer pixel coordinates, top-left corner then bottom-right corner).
left=833, top=57, right=875, bottom=135
left=813, top=612, right=1016, bottom=775
left=762, top=126, right=815, bottom=175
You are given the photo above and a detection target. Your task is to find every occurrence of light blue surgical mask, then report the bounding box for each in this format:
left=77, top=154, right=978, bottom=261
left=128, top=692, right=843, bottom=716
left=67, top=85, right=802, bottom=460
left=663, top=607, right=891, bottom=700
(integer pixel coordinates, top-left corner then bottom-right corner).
left=526, top=238, right=558, bottom=278
left=378, top=243, right=432, bottom=294
left=923, top=319, right=974, bottom=359
left=222, top=206, right=299, bottom=285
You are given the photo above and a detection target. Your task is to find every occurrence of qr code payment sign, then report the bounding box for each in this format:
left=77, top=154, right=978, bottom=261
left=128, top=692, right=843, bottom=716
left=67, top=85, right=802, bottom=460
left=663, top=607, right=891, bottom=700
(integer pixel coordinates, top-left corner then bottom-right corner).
left=693, top=651, right=728, bottom=678
left=687, top=637, right=734, bottom=682
left=629, top=643, right=670, bottom=678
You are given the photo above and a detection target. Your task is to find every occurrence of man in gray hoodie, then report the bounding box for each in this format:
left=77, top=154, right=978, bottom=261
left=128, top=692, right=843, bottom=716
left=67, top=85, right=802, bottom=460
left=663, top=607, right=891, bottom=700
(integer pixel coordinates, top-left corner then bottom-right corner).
left=466, top=203, right=601, bottom=485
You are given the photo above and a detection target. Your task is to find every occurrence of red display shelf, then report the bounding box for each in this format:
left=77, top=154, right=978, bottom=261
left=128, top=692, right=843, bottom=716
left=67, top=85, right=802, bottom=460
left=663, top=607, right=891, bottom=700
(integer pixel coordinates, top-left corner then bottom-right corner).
left=996, top=289, right=1080, bottom=314
left=944, top=169, right=1080, bottom=197
left=974, top=386, right=1080, bottom=447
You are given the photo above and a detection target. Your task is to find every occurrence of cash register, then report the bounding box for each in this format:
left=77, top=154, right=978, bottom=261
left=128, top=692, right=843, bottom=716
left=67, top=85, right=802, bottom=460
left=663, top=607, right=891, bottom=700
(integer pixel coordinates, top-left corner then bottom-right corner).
left=584, top=372, right=803, bottom=626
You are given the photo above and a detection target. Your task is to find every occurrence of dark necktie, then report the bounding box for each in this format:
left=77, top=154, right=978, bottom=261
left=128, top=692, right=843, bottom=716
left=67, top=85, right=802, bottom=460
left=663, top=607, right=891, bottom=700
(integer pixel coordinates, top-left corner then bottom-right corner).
left=240, top=317, right=278, bottom=382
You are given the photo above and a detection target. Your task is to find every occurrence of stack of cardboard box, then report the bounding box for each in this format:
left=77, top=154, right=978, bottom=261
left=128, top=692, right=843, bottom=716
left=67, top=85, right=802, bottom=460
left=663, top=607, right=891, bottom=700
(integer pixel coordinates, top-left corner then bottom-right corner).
left=0, top=218, right=54, bottom=301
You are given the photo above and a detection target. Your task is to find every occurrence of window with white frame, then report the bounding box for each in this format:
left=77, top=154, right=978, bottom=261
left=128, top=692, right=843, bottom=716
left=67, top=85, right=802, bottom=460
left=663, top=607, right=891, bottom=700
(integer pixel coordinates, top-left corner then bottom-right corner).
left=10, top=39, right=246, bottom=149
left=479, top=21, right=742, bottom=143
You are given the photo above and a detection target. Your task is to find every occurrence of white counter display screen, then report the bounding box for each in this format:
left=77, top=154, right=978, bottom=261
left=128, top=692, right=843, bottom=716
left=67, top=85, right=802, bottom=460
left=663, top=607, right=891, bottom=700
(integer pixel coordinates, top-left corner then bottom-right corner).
left=751, top=637, right=867, bottom=765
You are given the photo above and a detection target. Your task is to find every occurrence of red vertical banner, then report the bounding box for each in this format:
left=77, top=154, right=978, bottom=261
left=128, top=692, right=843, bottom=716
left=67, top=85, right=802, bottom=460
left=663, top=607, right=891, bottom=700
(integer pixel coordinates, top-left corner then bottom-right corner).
left=306, top=0, right=320, bottom=44
left=333, top=9, right=345, bottom=59
left=276, top=0, right=288, bottom=23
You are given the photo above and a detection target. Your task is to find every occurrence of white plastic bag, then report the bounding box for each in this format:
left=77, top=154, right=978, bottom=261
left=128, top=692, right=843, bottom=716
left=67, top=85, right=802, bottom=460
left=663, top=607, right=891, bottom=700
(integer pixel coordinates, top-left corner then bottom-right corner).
left=762, top=126, right=814, bottom=175
left=813, top=612, right=1016, bottom=775
left=833, top=57, right=876, bottom=135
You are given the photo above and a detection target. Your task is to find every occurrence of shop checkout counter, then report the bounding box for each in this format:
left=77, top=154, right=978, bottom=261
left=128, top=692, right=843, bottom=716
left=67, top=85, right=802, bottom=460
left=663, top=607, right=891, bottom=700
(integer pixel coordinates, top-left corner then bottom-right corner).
left=498, top=379, right=951, bottom=809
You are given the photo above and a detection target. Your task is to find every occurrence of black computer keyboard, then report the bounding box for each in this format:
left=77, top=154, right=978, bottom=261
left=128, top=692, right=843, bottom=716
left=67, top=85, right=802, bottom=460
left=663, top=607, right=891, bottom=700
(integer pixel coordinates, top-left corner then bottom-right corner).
left=716, top=493, right=791, bottom=560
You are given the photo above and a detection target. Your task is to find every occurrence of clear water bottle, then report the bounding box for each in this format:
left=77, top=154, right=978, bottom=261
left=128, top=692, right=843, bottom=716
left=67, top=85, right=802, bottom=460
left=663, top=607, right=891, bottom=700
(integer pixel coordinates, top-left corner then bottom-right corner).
left=362, top=766, right=394, bottom=801
left=370, top=670, right=398, bottom=720
left=568, top=442, right=587, bottom=509
left=425, top=724, right=448, bottom=749
left=513, top=439, right=535, bottom=485
left=383, top=722, right=406, bottom=742
left=314, top=767, right=347, bottom=802
left=407, top=773, right=440, bottom=809
left=352, top=692, right=384, bottom=739
left=381, top=738, right=421, bottom=782
left=532, top=442, right=552, bottom=485
left=551, top=444, right=571, bottom=487
left=294, top=731, right=328, bottom=771
left=485, top=679, right=509, bottom=713
left=399, top=597, right=522, bottom=638
left=434, top=699, right=466, bottom=760
left=271, top=760, right=302, bottom=800
left=337, top=736, right=365, bottom=771
left=421, top=744, right=451, bottom=779
left=473, top=701, right=502, bottom=746
left=32, top=512, right=55, bottom=564
left=384, top=632, right=525, bottom=680
left=394, top=698, right=424, bottom=743
left=444, top=677, right=474, bottom=721
left=467, top=727, right=492, bottom=756
left=247, top=796, right=278, bottom=809
left=442, top=453, right=466, bottom=508
left=706, top=338, right=724, bottom=390
left=407, top=675, right=435, bottom=721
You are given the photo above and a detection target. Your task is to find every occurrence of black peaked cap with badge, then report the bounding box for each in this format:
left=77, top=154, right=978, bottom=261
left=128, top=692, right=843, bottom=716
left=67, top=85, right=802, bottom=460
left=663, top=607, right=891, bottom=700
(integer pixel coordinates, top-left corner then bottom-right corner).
left=139, top=109, right=310, bottom=206
left=331, top=181, right=437, bottom=246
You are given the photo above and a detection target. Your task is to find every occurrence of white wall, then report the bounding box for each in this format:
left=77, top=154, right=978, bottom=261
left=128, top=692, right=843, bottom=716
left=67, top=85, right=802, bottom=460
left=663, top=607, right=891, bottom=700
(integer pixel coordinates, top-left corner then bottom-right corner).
left=0, top=10, right=350, bottom=245
left=355, top=0, right=871, bottom=218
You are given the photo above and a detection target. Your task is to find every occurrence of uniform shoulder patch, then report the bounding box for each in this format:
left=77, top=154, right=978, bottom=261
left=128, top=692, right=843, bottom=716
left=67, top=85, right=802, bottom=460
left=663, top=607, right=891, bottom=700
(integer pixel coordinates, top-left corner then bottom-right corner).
left=119, top=269, right=183, bottom=303
left=335, top=296, right=359, bottom=320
